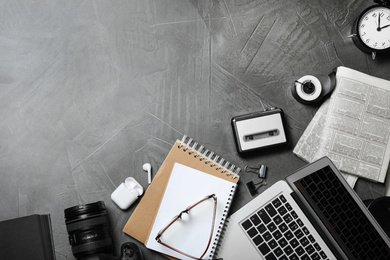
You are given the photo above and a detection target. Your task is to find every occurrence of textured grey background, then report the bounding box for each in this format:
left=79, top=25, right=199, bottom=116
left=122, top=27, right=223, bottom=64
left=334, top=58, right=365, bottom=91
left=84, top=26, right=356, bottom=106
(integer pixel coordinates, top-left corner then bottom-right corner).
left=1, top=1, right=390, bottom=259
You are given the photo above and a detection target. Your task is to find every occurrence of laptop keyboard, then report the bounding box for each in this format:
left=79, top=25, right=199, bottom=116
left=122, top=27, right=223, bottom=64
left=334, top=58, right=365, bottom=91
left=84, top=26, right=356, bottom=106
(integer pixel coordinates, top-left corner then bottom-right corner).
left=297, top=166, right=390, bottom=259
left=240, top=194, right=328, bottom=260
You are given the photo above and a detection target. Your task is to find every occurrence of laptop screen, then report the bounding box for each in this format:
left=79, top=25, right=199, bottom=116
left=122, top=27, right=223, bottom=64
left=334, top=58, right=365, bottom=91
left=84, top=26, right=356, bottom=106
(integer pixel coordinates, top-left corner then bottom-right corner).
left=293, top=165, right=390, bottom=259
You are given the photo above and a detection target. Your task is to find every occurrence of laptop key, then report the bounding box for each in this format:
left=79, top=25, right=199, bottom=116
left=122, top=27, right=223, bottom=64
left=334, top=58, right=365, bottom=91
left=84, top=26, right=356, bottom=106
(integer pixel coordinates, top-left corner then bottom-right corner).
left=299, top=237, right=309, bottom=247
left=273, top=230, right=282, bottom=240
left=278, top=205, right=287, bottom=216
left=274, top=247, right=283, bottom=257
left=301, top=253, right=310, bottom=260
left=319, top=251, right=327, bottom=259
left=258, top=209, right=271, bottom=224
left=263, top=231, right=272, bottom=241
left=247, top=227, right=258, bottom=238
left=284, top=245, right=293, bottom=256
left=278, top=237, right=288, bottom=248
left=283, top=213, right=293, bottom=224
left=311, top=173, right=320, bottom=183
left=290, top=238, right=299, bottom=248
left=291, top=210, right=298, bottom=219
left=304, top=176, right=312, bottom=184
left=311, top=252, right=321, bottom=260
left=241, top=219, right=252, bottom=230
left=285, top=230, right=294, bottom=240
left=250, top=214, right=261, bottom=226
left=268, top=239, right=278, bottom=249
left=302, top=227, right=309, bottom=235
left=313, top=242, right=321, bottom=251
left=309, top=183, right=318, bottom=193
left=305, top=244, right=315, bottom=255
left=258, top=242, right=270, bottom=255
left=257, top=223, right=267, bottom=233
left=265, top=252, right=277, bottom=260
left=273, top=215, right=283, bottom=225
left=295, top=245, right=305, bottom=256
left=294, top=229, right=304, bottom=239
left=272, top=198, right=282, bottom=208
left=279, top=223, right=288, bottom=232
left=289, top=221, right=298, bottom=231
left=253, top=235, right=263, bottom=246
left=265, top=204, right=277, bottom=217
left=267, top=222, right=277, bottom=232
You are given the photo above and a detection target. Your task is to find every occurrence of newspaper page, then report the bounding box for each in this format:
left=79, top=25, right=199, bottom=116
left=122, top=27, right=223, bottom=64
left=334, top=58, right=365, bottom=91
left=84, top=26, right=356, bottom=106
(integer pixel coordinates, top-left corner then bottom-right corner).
left=293, top=66, right=390, bottom=186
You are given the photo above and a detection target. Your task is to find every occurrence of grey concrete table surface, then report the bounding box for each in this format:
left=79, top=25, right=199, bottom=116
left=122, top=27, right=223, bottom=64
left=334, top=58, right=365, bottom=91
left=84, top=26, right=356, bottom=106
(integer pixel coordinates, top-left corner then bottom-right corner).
left=1, top=1, right=389, bottom=259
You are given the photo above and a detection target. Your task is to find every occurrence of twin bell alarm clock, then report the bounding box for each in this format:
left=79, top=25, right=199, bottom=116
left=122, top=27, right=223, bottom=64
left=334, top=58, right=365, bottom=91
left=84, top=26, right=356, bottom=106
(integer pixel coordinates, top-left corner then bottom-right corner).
left=349, top=0, right=390, bottom=59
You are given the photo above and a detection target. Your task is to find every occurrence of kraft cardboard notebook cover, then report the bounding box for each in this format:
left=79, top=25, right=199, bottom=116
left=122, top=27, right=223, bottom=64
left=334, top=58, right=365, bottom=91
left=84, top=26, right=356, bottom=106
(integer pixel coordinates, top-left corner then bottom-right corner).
left=123, top=136, right=240, bottom=259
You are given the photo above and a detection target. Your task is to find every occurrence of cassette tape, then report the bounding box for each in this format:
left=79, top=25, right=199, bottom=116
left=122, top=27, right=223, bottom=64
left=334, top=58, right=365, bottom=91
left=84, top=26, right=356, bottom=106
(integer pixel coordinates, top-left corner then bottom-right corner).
left=231, top=108, right=287, bottom=154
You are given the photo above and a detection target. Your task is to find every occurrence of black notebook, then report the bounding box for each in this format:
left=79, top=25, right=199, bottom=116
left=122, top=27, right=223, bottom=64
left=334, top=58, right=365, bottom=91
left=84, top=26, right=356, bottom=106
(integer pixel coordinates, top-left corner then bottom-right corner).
left=0, top=214, right=56, bottom=260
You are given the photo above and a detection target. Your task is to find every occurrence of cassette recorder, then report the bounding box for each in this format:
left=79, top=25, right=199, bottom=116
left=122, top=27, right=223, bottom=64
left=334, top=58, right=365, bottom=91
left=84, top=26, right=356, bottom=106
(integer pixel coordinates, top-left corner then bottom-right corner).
left=231, top=108, right=287, bottom=154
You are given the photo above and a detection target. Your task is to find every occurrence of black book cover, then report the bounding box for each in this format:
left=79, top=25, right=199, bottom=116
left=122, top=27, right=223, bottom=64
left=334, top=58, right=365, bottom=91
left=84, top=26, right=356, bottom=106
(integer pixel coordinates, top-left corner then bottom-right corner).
left=0, top=214, right=56, bottom=260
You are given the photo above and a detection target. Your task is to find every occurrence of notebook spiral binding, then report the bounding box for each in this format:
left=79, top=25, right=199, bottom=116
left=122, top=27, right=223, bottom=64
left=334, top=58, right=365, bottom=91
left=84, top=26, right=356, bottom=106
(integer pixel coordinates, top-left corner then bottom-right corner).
left=212, top=217, right=231, bottom=258
left=209, top=184, right=236, bottom=259
left=178, top=135, right=241, bottom=180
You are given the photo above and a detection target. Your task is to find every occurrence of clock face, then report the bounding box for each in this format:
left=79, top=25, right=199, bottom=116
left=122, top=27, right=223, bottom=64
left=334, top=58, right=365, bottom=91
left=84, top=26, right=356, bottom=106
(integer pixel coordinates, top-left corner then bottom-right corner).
left=358, top=6, right=390, bottom=50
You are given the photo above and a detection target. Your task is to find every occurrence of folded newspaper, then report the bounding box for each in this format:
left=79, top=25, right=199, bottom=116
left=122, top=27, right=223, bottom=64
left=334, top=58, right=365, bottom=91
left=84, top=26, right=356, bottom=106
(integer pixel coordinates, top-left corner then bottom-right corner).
left=293, top=66, right=390, bottom=186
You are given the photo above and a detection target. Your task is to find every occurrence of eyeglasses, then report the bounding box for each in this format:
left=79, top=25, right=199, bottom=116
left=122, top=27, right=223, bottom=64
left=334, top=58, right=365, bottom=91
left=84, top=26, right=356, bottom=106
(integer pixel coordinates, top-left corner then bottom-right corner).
left=155, top=194, right=217, bottom=259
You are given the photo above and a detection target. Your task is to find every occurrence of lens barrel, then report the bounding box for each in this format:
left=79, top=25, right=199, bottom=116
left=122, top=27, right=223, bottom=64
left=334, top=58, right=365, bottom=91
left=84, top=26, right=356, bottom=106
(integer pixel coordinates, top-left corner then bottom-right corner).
left=64, top=201, right=114, bottom=259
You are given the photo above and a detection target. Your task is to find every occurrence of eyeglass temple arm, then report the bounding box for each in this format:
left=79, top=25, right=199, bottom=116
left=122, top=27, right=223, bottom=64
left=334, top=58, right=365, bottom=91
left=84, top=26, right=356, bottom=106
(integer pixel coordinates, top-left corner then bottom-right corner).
left=156, top=215, right=181, bottom=242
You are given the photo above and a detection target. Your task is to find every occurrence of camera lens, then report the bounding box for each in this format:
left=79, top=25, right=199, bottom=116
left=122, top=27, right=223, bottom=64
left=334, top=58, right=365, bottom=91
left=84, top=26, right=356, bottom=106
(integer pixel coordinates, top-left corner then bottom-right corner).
left=64, top=201, right=114, bottom=259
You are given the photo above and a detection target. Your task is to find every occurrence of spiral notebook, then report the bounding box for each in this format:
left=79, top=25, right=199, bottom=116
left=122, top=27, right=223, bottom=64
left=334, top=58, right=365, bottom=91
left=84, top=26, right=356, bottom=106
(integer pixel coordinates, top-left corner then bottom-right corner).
left=123, top=135, right=240, bottom=260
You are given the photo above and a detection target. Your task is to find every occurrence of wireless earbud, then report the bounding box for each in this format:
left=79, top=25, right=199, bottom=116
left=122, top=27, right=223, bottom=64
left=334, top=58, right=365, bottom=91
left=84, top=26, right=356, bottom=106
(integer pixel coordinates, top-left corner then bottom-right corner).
left=143, top=163, right=152, bottom=184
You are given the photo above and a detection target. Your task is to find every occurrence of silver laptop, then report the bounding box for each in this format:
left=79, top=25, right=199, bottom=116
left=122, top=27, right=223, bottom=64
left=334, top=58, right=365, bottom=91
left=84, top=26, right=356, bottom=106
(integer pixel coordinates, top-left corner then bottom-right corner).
left=215, top=157, right=390, bottom=260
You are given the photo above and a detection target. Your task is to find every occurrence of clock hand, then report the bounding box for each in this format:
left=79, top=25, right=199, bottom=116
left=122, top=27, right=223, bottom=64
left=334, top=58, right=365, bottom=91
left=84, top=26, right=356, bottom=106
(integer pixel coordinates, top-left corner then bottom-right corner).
left=379, top=24, right=390, bottom=30
left=378, top=12, right=381, bottom=30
